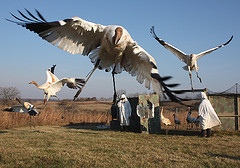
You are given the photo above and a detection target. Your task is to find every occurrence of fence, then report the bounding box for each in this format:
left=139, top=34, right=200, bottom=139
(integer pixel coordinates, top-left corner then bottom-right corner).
left=208, top=93, right=240, bottom=131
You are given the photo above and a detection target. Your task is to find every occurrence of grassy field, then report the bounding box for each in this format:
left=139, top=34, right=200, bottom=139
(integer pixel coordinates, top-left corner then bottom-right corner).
left=0, top=126, right=239, bottom=167
left=1, top=100, right=239, bottom=167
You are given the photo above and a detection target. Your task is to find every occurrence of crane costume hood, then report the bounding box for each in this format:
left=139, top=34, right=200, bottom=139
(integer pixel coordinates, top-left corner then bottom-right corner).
left=198, top=92, right=221, bottom=130
left=117, top=94, right=132, bottom=126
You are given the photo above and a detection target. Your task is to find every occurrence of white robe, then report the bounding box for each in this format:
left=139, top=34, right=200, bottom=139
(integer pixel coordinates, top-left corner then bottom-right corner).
left=198, top=92, right=221, bottom=130
left=118, top=96, right=132, bottom=126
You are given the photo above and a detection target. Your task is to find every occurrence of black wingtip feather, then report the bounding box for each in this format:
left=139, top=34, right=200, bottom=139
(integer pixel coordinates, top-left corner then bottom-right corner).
left=165, top=83, right=180, bottom=88
left=171, top=90, right=186, bottom=94
left=150, top=26, right=166, bottom=46
left=150, top=26, right=157, bottom=39
left=151, top=73, right=187, bottom=106
left=10, top=12, right=28, bottom=22
left=17, top=10, right=36, bottom=22
left=35, top=9, right=47, bottom=22
left=25, top=8, right=41, bottom=22
left=49, top=64, right=56, bottom=74
left=8, top=9, right=53, bottom=35
left=5, top=18, right=18, bottom=24
left=223, top=35, right=233, bottom=46
left=160, top=76, right=172, bottom=81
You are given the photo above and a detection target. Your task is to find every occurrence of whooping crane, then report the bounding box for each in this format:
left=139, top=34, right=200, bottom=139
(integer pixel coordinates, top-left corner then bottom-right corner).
left=29, top=65, right=85, bottom=103
left=150, top=26, right=233, bottom=90
left=160, top=107, right=171, bottom=135
left=3, top=98, right=39, bottom=128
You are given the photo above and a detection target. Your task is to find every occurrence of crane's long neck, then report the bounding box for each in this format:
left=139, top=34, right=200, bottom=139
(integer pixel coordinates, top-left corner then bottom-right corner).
left=30, top=81, right=40, bottom=88
left=160, top=108, right=163, bottom=117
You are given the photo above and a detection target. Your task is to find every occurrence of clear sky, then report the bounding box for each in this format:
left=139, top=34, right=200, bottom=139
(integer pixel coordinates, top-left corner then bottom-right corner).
left=0, top=0, right=239, bottom=100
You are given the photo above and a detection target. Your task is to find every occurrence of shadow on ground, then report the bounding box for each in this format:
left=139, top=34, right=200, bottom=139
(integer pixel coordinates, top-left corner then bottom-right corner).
left=159, top=129, right=201, bottom=136
left=62, top=122, right=110, bottom=131
left=61, top=122, right=202, bottom=136
left=206, top=153, right=240, bottom=161
left=0, top=131, right=7, bottom=134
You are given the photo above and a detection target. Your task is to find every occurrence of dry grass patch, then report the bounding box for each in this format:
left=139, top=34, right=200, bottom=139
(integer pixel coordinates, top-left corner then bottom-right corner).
left=0, top=126, right=239, bottom=167
left=0, top=101, right=112, bottom=129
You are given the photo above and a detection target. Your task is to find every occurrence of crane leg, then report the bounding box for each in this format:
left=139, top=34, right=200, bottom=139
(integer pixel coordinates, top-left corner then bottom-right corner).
left=29, top=115, right=32, bottom=129
left=73, top=59, right=100, bottom=101
left=189, top=74, right=194, bottom=91
left=188, top=67, right=194, bottom=91
left=195, top=64, right=202, bottom=83
left=196, top=71, right=202, bottom=83
left=166, top=127, right=169, bottom=135
left=112, top=65, right=117, bottom=104
left=33, top=116, right=35, bottom=129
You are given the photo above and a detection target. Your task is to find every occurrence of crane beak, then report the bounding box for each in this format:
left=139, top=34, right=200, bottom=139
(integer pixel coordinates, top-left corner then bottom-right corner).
left=112, top=34, right=121, bottom=45
left=112, top=27, right=123, bottom=45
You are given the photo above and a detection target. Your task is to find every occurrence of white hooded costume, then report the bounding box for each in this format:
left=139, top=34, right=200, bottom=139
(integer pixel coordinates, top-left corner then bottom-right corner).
left=117, top=94, right=132, bottom=126
left=198, top=92, right=221, bottom=130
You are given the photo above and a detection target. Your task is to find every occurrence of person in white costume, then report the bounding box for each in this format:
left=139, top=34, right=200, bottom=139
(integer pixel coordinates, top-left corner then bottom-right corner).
left=117, top=94, right=132, bottom=131
left=198, top=92, right=221, bottom=137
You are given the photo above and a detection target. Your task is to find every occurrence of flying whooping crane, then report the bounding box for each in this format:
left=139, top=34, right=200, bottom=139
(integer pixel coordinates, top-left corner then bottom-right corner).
left=29, top=65, right=85, bottom=103
left=150, top=26, right=233, bottom=90
left=3, top=98, right=39, bottom=128
left=7, top=9, right=185, bottom=104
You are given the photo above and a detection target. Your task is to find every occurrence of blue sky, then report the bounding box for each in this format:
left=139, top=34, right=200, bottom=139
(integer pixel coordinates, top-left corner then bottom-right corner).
left=0, top=0, right=239, bottom=99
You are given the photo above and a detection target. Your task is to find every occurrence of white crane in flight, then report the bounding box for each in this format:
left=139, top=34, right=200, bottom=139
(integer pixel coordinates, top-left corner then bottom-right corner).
left=151, top=26, right=233, bottom=90
left=29, top=65, right=85, bottom=103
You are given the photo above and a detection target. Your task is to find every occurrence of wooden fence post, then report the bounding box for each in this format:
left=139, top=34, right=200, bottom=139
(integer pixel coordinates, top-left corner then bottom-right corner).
left=235, top=95, right=239, bottom=131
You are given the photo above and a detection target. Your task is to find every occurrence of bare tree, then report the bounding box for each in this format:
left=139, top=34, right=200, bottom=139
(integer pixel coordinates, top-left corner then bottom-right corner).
left=116, top=89, right=126, bottom=100
left=0, top=87, right=21, bottom=105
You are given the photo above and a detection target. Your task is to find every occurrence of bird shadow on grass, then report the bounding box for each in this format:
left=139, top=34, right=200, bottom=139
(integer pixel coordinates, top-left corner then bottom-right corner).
left=206, top=153, right=240, bottom=161
left=158, top=129, right=200, bottom=136
left=61, top=122, right=110, bottom=132
left=61, top=122, right=202, bottom=136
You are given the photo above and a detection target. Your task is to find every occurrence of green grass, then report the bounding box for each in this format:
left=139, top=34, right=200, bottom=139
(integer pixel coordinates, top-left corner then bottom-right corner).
left=0, top=126, right=240, bottom=168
